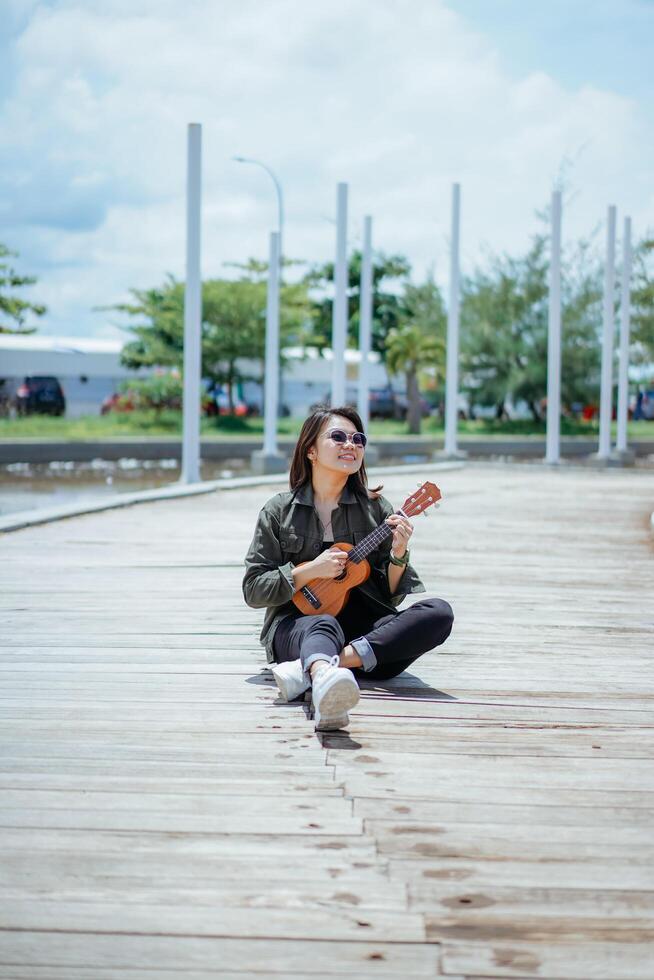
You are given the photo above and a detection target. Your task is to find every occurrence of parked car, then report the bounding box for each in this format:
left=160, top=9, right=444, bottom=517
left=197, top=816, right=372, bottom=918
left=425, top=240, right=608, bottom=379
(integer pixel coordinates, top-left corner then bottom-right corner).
left=634, top=389, right=654, bottom=421
left=310, top=386, right=431, bottom=420
left=369, top=387, right=433, bottom=420
left=15, top=376, right=66, bottom=416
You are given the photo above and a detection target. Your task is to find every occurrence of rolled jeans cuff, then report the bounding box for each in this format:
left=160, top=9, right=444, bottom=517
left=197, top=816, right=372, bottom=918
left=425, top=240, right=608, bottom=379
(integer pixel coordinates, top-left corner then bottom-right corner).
left=350, top=636, right=377, bottom=672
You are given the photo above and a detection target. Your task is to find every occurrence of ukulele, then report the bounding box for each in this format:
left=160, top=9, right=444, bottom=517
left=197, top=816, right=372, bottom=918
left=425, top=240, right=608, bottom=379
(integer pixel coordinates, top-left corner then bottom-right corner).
left=291, top=481, right=442, bottom=616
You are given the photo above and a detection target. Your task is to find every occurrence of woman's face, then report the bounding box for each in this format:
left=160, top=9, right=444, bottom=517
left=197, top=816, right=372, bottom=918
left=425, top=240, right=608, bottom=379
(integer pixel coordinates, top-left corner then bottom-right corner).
left=309, top=414, right=365, bottom=475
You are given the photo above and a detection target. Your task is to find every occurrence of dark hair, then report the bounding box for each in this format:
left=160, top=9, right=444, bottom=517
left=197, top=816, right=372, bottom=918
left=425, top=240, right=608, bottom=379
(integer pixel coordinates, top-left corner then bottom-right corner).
left=289, top=405, right=383, bottom=499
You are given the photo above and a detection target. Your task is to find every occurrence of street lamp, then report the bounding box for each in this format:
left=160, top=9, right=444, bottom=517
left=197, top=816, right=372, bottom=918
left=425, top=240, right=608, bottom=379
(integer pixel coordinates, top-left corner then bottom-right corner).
left=232, top=157, right=286, bottom=473
left=232, top=156, right=284, bottom=269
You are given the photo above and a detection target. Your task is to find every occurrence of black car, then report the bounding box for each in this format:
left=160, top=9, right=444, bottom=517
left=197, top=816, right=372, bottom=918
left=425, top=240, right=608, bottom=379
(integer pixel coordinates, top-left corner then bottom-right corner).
left=369, top=387, right=432, bottom=420
left=15, top=376, right=66, bottom=416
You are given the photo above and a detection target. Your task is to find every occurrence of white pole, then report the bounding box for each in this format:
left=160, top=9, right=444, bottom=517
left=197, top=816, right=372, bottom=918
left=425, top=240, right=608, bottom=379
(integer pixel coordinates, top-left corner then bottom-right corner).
left=263, top=232, right=280, bottom=456
left=598, top=205, right=617, bottom=459
left=616, top=216, right=632, bottom=454
left=444, top=182, right=461, bottom=456
left=181, top=122, right=202, bottom=484
left=546, top=190, right=562, bottom=465
left=331, top=182, right=348, bottom=407
left=358, top=215, right=373, bottom=433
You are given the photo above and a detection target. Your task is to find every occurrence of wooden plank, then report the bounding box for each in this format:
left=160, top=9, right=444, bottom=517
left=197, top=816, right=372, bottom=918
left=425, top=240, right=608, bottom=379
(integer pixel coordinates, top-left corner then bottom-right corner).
left=366, top=821, right=654, bottom=863
left=354, top=798, right=654, bottom=828
left=440, top=940, right=653, bottom=978
left=0, top=934, right=440, bottom=976
left=0, top=828, right=378, bottom=859
left=343, top=780, right=654, bottom=808
left=0, top=898, right=426, bottom=943
left=0, top=876, right=406, bottom=911
left=333, top=751, right=654, bottom=790
left=416, top=885, right=654, bottom=918
left=0, top=972, right=451, bottom=980
left=390, top=857, right=654, bottom=891
left=0, top=809, right=361, bottom=835
left=0, top=772, right=344, bottom=796
left=0, top=790, right=349, bottom=815
left=0, top=852, right=390, bottom=883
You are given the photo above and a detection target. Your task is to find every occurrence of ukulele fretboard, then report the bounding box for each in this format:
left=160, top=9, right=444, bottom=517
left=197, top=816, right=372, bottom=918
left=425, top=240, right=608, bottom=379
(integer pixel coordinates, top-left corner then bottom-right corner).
left=348, top=514, right=397, bottom=564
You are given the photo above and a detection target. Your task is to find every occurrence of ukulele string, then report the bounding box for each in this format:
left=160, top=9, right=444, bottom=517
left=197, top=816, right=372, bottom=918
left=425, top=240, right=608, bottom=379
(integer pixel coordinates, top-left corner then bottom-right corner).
left=300, top=511, right=399, bottom=599
left=301, top=495, right=430, bottom=605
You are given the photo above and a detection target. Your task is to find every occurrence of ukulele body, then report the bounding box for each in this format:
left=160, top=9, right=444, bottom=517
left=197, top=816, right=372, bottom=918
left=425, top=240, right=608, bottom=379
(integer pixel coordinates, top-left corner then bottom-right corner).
left=291, top=543, right=371, bottom=616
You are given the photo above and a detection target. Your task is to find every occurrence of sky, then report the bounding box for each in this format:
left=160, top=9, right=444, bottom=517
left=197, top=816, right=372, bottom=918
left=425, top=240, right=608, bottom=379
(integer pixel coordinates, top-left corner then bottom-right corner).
left=1, top=0, right=653, bottom=339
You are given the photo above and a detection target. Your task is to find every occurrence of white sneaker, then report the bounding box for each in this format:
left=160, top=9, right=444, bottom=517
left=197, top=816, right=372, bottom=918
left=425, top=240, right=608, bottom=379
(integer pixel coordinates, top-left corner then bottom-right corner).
left=312, top=655, right=360, bottom=731
left=271, top=658, right=310, bottom=702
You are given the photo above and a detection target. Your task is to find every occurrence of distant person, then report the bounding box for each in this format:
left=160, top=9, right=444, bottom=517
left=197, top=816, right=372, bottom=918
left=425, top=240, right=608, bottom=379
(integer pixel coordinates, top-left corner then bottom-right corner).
left=242, top=405, right=453, bottom=731
left=634, top=389, right=644, bottom=421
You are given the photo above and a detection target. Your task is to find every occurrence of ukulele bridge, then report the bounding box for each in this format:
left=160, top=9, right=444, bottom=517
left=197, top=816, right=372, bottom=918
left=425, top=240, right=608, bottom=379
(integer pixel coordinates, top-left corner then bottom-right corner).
left=301, top=586, right=321, bottom=610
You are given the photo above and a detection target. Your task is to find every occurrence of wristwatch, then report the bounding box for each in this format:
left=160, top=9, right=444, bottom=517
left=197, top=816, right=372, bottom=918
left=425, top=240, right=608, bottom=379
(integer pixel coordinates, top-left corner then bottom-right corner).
left=389, top=549, right=410, bottom=567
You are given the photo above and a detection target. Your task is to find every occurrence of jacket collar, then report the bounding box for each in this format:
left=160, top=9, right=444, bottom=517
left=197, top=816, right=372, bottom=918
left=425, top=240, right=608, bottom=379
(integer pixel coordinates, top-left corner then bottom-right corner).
left=292, top=480, right=358, bottom=506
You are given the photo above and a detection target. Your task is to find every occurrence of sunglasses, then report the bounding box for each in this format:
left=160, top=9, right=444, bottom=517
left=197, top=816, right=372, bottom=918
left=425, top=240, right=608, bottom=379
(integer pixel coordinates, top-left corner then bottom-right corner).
left=327, top=428, right=367, bottom=448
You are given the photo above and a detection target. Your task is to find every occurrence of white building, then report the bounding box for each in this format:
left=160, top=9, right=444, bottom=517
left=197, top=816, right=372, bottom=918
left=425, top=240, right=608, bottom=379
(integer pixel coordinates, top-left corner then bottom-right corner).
left=0, top=335, right=393, bottom=418
left=241, top=346, right=392, bottom=417
left=0, top=334, right=151, bottom=418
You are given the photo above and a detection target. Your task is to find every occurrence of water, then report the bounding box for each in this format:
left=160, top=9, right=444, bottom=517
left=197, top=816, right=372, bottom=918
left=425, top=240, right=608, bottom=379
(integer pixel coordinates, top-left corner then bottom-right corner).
left=0, top=456, right=253, bottom=518
left=2, top=450, right=652, bottom=519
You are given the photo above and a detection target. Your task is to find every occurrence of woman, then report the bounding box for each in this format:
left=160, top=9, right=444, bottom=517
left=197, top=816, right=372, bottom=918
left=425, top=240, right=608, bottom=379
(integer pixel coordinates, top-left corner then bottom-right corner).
left=242, top=405, right=453, bottom=731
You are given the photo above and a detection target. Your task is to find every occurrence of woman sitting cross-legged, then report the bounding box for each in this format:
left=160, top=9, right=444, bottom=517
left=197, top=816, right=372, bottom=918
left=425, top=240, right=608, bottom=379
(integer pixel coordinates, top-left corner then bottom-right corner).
left=242, top=405, right=454, bottom=731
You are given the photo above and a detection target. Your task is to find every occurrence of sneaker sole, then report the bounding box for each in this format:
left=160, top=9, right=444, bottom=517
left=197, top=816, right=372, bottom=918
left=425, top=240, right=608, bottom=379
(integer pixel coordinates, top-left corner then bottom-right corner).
left=315, top=711, right=350, bottom=731
left=315, top=677, right=360, bottom=727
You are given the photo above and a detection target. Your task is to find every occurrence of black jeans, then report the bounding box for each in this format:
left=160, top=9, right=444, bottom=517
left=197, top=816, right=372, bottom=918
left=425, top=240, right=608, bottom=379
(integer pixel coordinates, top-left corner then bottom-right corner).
left=273, top=589, right=454, bottom=682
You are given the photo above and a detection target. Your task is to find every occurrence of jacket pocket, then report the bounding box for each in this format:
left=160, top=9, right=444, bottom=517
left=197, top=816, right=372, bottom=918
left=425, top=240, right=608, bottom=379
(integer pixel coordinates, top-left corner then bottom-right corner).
left=279, top=532, right=304, bottom=554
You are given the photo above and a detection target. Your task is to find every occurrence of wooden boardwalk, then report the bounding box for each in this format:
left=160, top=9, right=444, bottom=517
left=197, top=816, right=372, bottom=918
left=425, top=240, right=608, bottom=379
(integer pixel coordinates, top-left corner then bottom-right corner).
left=1, top=463, right=653, bottom=979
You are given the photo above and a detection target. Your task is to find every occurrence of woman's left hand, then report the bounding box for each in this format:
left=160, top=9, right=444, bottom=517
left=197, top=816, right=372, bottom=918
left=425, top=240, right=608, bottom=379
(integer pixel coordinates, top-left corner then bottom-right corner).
left=385, top=514, right=414, bottom=557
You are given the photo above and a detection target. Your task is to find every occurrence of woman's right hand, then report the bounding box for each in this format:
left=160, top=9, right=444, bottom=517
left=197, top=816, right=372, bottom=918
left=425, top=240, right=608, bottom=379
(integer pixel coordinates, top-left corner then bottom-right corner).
left=310, top=546, right=348, bottom=579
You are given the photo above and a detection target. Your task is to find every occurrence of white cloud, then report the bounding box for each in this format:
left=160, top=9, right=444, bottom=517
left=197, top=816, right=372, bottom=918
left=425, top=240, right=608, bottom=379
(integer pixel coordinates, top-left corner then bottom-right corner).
left=0, top=0, right=652, bottom=338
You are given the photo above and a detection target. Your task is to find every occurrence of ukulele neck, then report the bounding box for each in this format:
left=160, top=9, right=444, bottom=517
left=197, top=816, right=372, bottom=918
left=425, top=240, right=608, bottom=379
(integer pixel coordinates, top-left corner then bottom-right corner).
left=348, top=510, right=406, bottom=564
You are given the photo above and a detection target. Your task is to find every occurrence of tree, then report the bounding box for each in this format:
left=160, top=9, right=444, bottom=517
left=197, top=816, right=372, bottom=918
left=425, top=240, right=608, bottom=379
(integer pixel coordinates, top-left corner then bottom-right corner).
left=460, top=232, right=602, bottom=421
left=631, top=236, right=654, bottom=364
left=108, top=266, right=312, bottom=413
left=0, top=244, right=46, bottom=334
left=303, top=250, right=411, bottom=363
left=386, top=278, right=446, bottom=434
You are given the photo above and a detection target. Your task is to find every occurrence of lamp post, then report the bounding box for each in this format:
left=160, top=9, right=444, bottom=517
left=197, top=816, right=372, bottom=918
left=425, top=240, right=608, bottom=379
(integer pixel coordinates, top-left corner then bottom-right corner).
left=234, top=156, right=286, bottom=474
left=598, top=205, right=617, bottom=460
left=181, top=123, right=202, bottom=485
left=545, top=190, right=562, bottom=465
left=615, top=216, right=634, bottom=462
left=331, top=182, right=349, bottom=407
left=443, top=182, right=463, bottom=458
left=232, top=156, right=284, bottom=268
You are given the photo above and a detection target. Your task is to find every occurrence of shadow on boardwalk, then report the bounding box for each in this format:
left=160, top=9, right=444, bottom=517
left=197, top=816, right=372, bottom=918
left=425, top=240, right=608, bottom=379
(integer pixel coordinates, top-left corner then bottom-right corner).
left=1, top=463, right=653, bottom=978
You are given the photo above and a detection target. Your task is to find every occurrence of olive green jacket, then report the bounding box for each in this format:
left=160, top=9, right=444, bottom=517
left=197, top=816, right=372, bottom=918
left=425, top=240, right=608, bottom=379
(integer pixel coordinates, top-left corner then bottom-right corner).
left=242, top=480, right=426, bottom=663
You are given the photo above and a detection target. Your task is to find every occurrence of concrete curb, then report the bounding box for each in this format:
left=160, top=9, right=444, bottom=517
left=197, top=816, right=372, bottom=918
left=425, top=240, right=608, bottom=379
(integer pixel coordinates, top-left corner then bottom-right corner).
left=0, top=460, right=463, bottom=534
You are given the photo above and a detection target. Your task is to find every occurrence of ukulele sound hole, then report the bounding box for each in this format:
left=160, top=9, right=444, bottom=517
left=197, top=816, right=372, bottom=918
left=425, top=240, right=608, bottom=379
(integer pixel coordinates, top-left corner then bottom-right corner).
left=335, top=568, right=347, bottom=582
